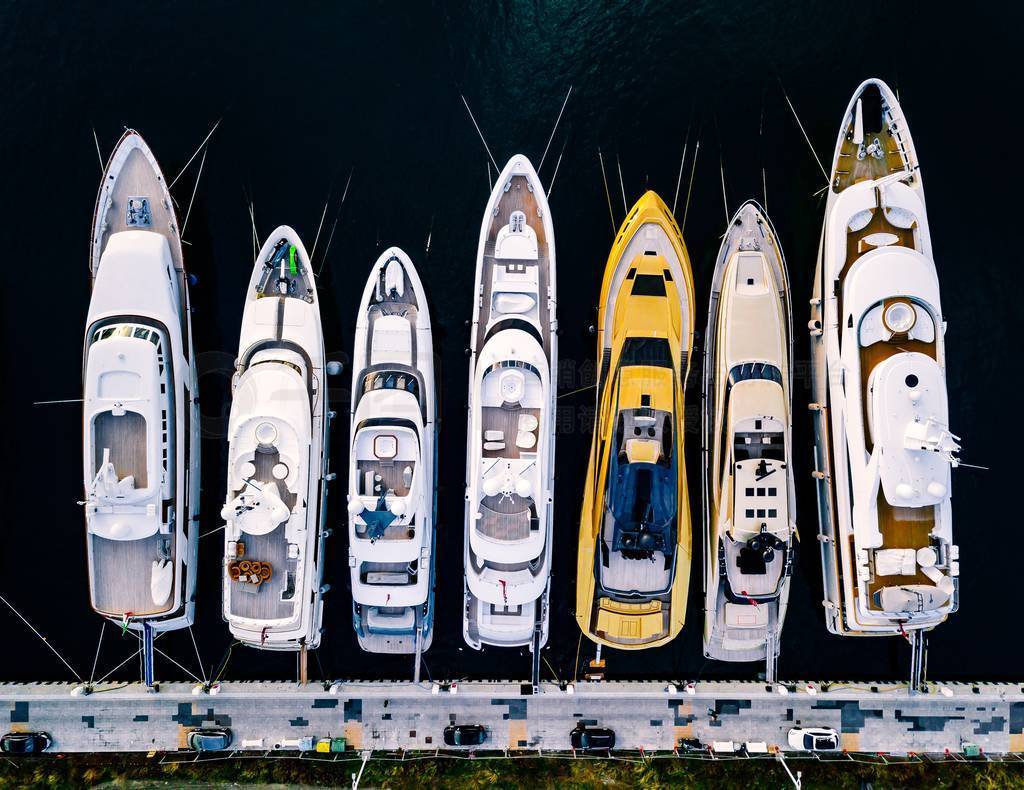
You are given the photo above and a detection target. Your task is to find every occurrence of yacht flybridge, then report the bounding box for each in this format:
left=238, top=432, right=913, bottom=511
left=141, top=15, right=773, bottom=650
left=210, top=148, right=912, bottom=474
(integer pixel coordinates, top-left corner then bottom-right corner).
left=463, top=155, right=557, bottom=651
left=220, top=227, right=330, bottom=651
left=83, top=130, right=200, bottom=632
left=347, top=247, right=437, bottom=654
left=811, top=78, right=960, bottom=639
left=703, top=201, right=795, bottom=669
left=576, top=191, right=695, bottom=650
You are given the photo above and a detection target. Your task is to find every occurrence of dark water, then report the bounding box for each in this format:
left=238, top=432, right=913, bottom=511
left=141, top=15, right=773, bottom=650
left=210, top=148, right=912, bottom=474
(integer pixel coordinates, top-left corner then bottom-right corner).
left=0, top=2, right=1016, bottom=684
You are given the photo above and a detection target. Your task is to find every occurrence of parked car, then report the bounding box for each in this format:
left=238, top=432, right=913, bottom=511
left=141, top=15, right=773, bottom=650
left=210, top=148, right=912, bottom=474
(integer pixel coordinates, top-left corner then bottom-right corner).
left=678, top=737, right=705, bottom=753
left=186, top=727, right=232, bottom=751
left=1, top=731, right=52, bottom=754
left=443, top=724, right=486, bottom=747
left=787, top=727, right=840, bottom=752
left=571, top=725, right=616, bottom=751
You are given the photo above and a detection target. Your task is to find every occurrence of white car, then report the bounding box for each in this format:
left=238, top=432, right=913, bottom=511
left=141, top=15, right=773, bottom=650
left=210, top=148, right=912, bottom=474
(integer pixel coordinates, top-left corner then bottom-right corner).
left=787, top=727, right=840, bottom=752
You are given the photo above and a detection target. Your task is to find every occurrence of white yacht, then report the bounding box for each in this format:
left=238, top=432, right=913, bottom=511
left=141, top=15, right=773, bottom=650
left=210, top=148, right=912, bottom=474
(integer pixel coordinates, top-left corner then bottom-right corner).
left=83, top=130, right=200, bottom=632
left=703, top=201, right=795, bottom=666
left=220, top=227, right=330, bottom=650
left=463, top=154, right=557, bottom=651
left=810, top=78, right=960, bottom=637
left=346, top=247, right=437, bottom=654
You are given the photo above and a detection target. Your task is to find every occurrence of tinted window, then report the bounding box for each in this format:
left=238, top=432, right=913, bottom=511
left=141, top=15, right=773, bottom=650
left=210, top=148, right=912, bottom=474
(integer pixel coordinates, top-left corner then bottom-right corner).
left=619, top=337, right=672, bottom=368
left=631, top=273, right=666, bottom=296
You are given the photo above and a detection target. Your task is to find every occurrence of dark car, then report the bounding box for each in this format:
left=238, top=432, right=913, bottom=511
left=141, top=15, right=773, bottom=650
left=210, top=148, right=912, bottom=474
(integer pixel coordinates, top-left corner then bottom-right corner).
left=443, top=724, right=486, bottom=747
left=571, top=725, right=616, bottom=751
left=1, top=732, right=51, bottom=754
left=678, top=737, right=705, bottom=753
left=186, top=727, right=232, bottom=751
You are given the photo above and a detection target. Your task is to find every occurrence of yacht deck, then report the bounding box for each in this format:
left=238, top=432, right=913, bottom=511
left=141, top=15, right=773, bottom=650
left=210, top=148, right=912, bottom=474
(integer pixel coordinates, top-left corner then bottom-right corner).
left=228, top=447, right=300, bottom=623
left=481, top=406, right=540, bottom=460
left=838, top=154, right=938, bottom=608
left=96, top=141, right=189, bottom=344
left=93, top=411, right=148, bottom=489
left=475, top=174, right=552, bottom=356
left=91, top=532, right=173, bottom=617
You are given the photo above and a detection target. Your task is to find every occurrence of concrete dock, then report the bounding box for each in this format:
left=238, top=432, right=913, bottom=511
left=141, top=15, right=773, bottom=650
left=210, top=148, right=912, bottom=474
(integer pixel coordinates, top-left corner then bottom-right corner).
left=3, top=680, right=1022, bottom=757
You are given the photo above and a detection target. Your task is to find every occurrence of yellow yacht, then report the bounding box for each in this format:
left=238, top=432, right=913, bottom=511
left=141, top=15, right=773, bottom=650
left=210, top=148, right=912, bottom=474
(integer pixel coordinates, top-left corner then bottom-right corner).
left=575, top=191, right=695, bottom=650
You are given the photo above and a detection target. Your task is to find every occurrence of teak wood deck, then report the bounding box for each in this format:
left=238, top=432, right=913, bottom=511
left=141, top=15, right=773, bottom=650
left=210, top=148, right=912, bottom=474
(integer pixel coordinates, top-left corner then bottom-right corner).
left=475, top=174, right=552, bottom=356
left=228, top=448, right=299, bottom=622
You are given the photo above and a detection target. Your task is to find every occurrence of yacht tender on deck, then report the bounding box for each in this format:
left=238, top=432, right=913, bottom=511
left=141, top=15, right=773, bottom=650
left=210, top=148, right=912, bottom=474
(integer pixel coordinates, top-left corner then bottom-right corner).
left=703, top=201, right=796, bottom=664
left=83, top=130, right=200, bottom=632
left=463, top=155, right=557, bottom=650
left=575, top=191, right=695, bottom=650
left=220, top=228, right=330, bottom=650
left=810, top=78, right=960, bottom=637
left=347, top=247, right=437, bottom=654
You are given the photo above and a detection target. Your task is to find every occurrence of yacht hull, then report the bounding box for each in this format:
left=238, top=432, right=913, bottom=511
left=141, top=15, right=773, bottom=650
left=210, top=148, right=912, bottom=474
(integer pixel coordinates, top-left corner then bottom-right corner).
left=810, top=79, right=959, bottom=637
left=347, top=247, right=437, bottom=655
left=463, top=155, right=557, bottom=651
left=83, top=130, right=199, bottom=633
left=575, top=191, right=695, bottom=651
left=702, top=201, right=795, bottom=663
left=221, top=227, right=329, bottom=651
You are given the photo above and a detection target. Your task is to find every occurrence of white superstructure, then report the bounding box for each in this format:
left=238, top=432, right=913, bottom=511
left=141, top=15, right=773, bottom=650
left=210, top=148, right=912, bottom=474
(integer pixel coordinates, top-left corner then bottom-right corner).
left=703, top=201, right=795, bottom=665
left=811, top=79, right=960, bottom=637
left=463, top=155, right=557, bottom=650
left=220, top=227, right=331, bottom=650
left=83, top=130, right=200, bottom=633
left=347, top=247, right=437, bottom=654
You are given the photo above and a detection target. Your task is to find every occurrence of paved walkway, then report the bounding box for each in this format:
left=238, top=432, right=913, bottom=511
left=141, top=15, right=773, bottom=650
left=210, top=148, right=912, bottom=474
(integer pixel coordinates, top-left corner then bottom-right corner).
left=3, top=680, right=1022, bottom=755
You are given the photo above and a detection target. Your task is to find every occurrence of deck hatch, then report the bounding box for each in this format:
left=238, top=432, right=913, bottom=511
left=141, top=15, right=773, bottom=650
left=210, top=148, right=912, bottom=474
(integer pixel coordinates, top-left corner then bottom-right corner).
left=631, top=274, right=666, bottom=297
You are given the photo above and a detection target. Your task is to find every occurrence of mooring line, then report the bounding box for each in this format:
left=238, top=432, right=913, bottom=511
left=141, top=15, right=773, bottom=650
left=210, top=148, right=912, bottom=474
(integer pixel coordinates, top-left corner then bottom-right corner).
left=246, top=194, right=258, bottom=261
left=310, top=183, right=335, bottom=262
left=32, top=397, right=82, bottom=406
left=124, top=628, right=203, bottom=685
left=616, top=153, right=627, bottom=213
left=313, top=646, right=326, bottom=685
left=154, top=644, right=202, bottom=684
left=681, top=139, right=701, bottom=233
left=558, top=382, right=595, bottom=400
left=92, top=127, right=104, bottom=173
left=169, top=117, right=222, bottom=189
left=547, top=135, right=569, bottom=199
left=96, top=646, right=142, bottom=685
left=317, top=168, right=354, bottom=276
left=760, top=89, right=768, bottom=211
left=89, top=621, right=106, bottom=688
left=460, top=94, right=499, bottom=173
left=212, top=641, right=239, bottom=684
left=538, top=85, right=573, bottom=174
left=719, top=152, right=729, bottom=226
left=0, top=594, right=81, bottom=680
left=180, top=146, right=208, bottom=239
left=671, top=141, right=689, bottom=218
left=598, top=148, right=616, bottom=233
left=781, top=83, right=829, bottom=182
left=189, top=625, right=208, bottom=685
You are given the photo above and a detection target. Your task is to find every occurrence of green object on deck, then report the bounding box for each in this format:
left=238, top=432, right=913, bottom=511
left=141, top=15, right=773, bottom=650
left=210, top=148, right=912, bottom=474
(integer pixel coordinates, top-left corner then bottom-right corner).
left=962, top=742, right=981, bottom=757
left=331, top=737, right=346, bottom=753
left=288, top=245, right=298, bottom=275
